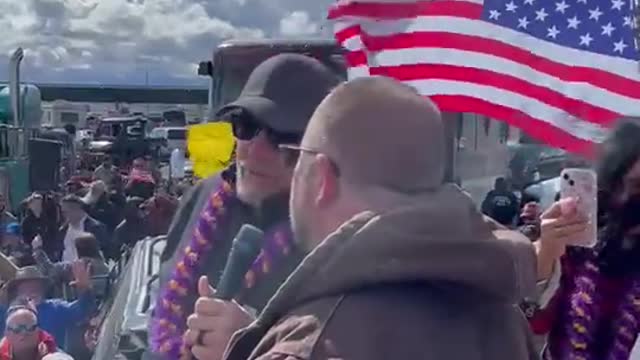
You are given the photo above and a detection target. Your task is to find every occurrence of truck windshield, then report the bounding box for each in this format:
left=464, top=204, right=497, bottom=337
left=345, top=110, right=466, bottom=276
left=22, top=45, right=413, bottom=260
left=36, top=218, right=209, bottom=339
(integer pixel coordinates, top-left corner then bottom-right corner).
left=220, top=68, right=251, bottom=106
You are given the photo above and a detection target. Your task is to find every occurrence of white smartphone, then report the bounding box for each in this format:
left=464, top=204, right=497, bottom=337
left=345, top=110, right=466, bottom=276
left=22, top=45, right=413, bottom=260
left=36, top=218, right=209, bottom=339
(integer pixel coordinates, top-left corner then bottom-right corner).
left=559, top=168, right=598, bottom=247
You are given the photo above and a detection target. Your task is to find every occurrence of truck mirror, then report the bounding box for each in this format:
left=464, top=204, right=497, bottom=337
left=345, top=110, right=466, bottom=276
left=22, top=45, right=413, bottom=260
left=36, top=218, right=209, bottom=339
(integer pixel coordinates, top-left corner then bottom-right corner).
left=197, top=61, right=213, bottom=76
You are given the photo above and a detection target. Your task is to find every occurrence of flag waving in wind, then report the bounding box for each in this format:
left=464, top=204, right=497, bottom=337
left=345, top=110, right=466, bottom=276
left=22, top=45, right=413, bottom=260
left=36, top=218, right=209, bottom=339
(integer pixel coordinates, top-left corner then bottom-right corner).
left=329, top=0, right=640, bottom=155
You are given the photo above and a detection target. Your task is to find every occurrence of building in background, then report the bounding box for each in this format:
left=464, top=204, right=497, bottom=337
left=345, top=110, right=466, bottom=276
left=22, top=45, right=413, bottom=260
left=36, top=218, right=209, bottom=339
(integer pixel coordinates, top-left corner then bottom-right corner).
left=40, top=101, right=207, bottom=129
left=41, top=100, right=90, bottom=129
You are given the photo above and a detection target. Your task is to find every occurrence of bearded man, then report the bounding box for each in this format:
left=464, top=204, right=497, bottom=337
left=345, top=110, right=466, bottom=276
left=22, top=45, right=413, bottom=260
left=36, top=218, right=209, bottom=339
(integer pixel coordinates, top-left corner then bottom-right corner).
left=148, top=53, right=340, bottom=359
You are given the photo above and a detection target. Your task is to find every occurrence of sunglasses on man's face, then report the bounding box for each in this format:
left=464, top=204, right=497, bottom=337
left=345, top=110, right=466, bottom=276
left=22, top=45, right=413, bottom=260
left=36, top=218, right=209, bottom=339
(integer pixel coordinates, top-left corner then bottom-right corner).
left=7, top=324, right=37, bottom=334
left=230, top=113, right=301, bottom=148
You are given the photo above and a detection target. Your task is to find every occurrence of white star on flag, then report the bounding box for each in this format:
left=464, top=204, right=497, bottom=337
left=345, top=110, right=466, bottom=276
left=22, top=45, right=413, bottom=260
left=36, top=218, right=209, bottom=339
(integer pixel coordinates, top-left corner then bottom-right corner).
left=547, top=25, right=560, bottom=38
left=601, top=22, right=615, bottom=36
left=579, top=33, right=593, bottom=46
left=535, top=8, right=548, bottom=21
left=555, top=1, right=569, bottom=13
left=567, top=16, right=581, bottom=29
left=588, top=7, right=603, bottom=21
left=611, top=0, right=625, bottom=10
left=613, top=39, right=627, bottom=53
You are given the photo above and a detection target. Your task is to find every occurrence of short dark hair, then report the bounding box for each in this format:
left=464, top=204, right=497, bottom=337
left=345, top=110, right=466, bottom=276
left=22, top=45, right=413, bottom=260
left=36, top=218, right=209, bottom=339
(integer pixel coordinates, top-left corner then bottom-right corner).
left=75, top=233, right=102, bottom=259
left=495, top=177, right=508, bottom=189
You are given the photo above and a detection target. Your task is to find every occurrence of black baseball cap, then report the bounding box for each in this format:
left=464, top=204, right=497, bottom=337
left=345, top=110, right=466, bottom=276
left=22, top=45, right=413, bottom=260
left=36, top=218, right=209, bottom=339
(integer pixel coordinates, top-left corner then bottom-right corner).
left=216, top=53, right=341, bottom=134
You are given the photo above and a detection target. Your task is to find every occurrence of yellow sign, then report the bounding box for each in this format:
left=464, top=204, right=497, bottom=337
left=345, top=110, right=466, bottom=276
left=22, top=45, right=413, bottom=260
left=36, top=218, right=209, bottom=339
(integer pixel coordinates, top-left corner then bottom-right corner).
left=187, top=122, right=235, bottom=179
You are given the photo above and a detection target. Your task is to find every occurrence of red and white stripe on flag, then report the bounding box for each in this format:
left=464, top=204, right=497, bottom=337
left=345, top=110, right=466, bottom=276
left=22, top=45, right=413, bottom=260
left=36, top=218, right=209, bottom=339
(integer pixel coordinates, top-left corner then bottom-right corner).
left=328, top=0, right=640, bottom=156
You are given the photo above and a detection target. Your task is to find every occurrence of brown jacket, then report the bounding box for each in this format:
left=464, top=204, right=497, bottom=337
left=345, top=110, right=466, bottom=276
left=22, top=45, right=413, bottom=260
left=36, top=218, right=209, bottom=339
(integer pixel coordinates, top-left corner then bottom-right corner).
left=223, top=184, right=539, bottom=360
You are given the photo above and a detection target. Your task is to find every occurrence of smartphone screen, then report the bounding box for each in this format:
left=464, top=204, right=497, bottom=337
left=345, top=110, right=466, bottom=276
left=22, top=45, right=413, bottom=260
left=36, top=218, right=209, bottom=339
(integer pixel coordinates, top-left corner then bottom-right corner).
left=559, top=168, right=598, bottom=247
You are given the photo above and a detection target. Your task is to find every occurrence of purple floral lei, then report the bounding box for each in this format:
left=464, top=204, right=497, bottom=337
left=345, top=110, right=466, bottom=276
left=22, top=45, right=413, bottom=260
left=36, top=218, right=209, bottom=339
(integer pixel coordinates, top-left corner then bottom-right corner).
left=563, top=257, right=640, bottom=360
left=149, top=181, right=294, bottom=359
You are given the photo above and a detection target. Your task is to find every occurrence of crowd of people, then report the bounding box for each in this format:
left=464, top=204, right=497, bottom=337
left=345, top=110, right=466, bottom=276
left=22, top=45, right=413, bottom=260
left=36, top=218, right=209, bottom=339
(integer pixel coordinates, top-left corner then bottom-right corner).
left=0, top=147, right=185, bottom=358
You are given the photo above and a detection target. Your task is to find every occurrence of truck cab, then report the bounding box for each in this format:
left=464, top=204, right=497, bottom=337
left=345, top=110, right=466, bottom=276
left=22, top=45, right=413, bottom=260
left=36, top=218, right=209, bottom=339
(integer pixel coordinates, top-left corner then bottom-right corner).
left=88, top=116, right=158, bottom=168
left=197, top=39, right=463, bottom=183
left=198, top=39, right=347, bottom=118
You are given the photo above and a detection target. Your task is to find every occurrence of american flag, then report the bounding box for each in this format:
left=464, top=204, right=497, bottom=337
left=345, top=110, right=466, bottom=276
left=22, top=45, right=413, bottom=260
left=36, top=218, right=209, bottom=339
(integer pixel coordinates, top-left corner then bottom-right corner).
left=329, top=0, right=640, bottom=155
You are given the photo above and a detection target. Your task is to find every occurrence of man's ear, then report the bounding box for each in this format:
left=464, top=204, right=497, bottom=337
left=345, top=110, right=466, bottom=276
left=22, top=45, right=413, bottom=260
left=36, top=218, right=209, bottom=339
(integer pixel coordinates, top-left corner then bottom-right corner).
left=314, top=154, right=339, bottom=207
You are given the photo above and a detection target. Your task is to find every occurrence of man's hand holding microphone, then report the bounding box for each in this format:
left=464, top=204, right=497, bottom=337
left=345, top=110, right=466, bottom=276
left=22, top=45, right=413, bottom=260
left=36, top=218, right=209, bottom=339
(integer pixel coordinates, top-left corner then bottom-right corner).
left=184, top=276, right=254, bottom=360
left=183, top=224, right=264, bottom=360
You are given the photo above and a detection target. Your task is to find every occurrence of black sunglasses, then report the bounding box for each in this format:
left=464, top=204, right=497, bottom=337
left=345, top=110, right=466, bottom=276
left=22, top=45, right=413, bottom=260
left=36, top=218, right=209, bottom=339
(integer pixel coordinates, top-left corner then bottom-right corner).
left=7, top=324, right=37, bottom=334
left=228, top=110, right=302, bottom=147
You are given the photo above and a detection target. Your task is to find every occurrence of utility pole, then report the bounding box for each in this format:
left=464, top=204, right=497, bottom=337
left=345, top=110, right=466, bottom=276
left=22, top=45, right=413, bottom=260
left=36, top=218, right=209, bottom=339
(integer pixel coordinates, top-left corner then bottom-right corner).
left=9, top=48, right=24, bottom=127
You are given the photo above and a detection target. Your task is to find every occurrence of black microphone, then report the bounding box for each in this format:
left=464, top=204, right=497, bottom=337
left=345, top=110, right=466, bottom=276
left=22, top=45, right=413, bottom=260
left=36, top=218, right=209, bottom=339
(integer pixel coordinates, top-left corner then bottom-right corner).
left=216, top=224, right=264, bottom=300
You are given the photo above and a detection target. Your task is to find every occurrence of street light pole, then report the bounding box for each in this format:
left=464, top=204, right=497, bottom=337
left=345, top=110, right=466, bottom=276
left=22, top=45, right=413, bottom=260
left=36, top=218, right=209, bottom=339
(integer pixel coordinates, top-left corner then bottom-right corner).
left=9, top=48, right=24, bottom=127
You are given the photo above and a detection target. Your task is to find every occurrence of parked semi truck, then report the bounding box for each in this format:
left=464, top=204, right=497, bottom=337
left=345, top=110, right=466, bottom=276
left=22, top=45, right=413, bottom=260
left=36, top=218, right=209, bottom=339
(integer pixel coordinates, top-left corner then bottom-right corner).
left=0, top=49, right=38, bottom=208
left=0, top=49, right=64, bottom=208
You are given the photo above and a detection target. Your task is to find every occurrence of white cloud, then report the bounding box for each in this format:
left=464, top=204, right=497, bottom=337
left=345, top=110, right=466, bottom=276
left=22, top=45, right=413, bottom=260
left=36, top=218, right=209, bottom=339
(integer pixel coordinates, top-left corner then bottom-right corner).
left=0, top=0, right=334, bottom=84
left=279, top=11, right=319, bottom=36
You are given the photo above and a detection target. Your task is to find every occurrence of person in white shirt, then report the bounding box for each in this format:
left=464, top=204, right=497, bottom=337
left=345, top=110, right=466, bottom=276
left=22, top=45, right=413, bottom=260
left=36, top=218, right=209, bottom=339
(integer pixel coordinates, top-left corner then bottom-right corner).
left=57, top=196, right=108, bottom=262
left=93, top=156, right=118, bottom=187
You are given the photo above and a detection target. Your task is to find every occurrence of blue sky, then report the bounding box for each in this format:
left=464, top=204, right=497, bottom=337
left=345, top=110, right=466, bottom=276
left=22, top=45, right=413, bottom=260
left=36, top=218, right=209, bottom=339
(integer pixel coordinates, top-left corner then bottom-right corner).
left=0, top=0, right=334, bottom=86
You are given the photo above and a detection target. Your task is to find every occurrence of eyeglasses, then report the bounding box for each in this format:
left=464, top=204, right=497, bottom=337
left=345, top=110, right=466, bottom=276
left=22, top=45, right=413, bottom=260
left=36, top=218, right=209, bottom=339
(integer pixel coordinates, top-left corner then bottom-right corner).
left=6, top=324, right=37, bottom=334
left=228, top=111, right=302, bottom=148
left=278, top=144, right=341, bottom=177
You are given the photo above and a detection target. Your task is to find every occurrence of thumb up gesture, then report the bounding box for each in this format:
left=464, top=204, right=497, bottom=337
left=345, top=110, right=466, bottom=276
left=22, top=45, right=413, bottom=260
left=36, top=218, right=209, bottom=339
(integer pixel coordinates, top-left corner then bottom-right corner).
left=197, top=275, right=216, bottom=297
left=184, top=276, right=254, bottom=360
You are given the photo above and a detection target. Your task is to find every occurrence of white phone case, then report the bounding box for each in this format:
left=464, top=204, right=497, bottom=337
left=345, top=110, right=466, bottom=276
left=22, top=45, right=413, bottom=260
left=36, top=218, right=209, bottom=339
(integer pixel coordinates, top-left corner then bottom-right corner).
left=559, top=168, right=598, bottom=248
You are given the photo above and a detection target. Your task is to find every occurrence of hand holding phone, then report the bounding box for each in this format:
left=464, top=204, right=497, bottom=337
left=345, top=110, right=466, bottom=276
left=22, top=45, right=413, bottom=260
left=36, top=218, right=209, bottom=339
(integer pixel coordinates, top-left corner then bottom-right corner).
left=559, top=168, right=598, bottom=247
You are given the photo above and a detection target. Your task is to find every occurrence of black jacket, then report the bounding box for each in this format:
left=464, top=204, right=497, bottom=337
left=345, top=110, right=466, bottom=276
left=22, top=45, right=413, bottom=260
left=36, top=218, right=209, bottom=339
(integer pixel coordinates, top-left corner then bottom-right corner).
left=149, top=170, right=304, bottom=359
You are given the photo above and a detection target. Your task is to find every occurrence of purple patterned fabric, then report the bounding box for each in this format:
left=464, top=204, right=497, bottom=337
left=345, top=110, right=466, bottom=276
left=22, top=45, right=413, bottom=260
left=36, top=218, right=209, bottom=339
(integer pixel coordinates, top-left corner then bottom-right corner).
left=149, top=181, right=234, bottom=358
left=149, top=180, right=295, bottom=359
left=561, top=258, right=640, bottom=360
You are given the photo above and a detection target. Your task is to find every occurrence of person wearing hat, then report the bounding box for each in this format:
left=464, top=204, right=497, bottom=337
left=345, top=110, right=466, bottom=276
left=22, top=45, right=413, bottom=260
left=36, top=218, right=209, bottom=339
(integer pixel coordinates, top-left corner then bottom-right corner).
left=111, top=197, right=148, bottom=260
left=63, top=179, right=87, bottom=198
left=0, top=264, right=95, bottom=351
left=148, top=53, right=341, bottom=359
left=186, top=77, right=538, bottom=360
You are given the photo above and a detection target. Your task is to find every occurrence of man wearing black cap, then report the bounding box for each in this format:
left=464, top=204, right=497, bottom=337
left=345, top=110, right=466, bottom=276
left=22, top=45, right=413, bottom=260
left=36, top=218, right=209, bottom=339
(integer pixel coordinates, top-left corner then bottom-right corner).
left=148, top=53, right=341, bottom=359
